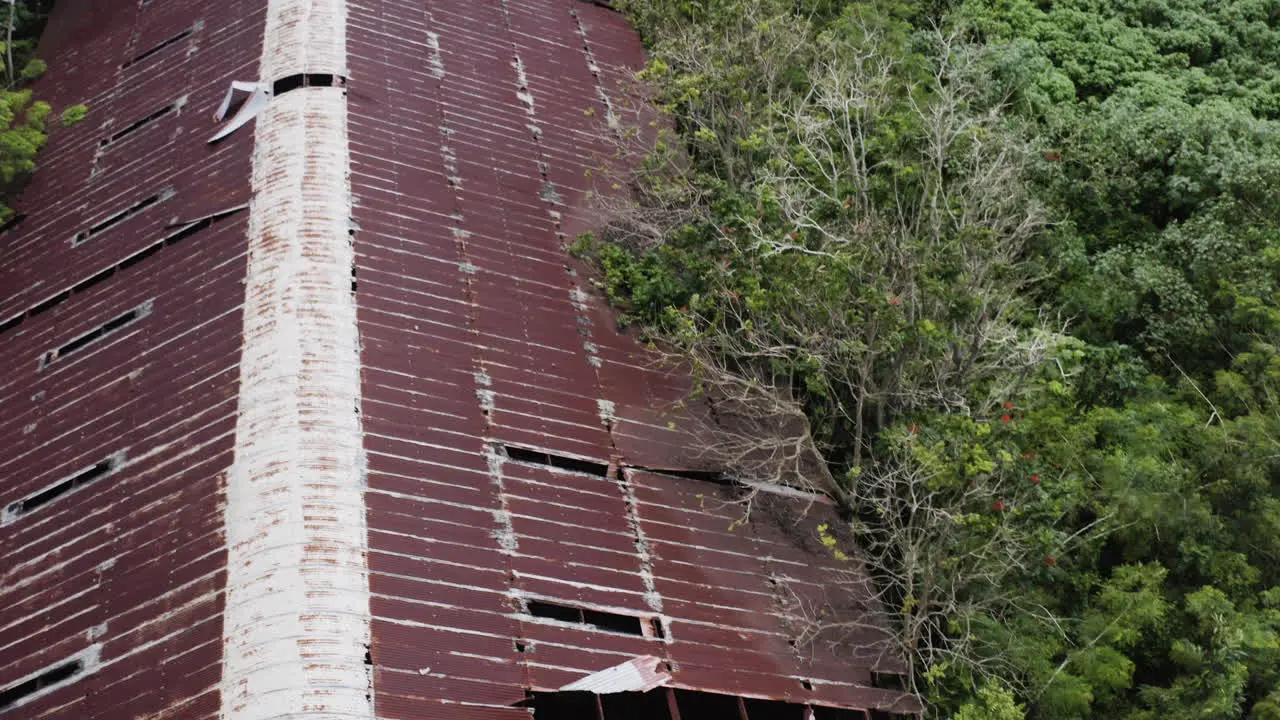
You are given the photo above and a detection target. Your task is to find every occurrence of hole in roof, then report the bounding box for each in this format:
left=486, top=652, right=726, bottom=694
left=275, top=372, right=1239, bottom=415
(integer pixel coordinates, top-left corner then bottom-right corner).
left=525, top=601, right=646, bottom=636
left=745, top=698, right=807, bottom=720
left=630, top=466, right=728, bottom=483
left=600, top=691, right=673, bottom=720
left=3, top=452, right=125, bottom=526
left=39, top=301, right=152, bottom=370
left=520, top=691, right=603, bottom=719
left=504, top=445, right=608, bottom=477
left=0, top=212, right=25, bottom=236
left=271, top=73, right=345, bottom=96
left=582, top=607, right=645, bottom=636
left=526, top=600, right=584, bottom=624
left=120, top=27, right=193, bottom=70
left=1, top=206, right=229, bottom=341
left=72, top=191, right=169, bottom=247
left=0, top=660, right=84, bottom=711
left=101, top=102, right=175, bottom=148
left=871, top=672, right=906, bottom=692
left=674, top=689, right=741, bottom=718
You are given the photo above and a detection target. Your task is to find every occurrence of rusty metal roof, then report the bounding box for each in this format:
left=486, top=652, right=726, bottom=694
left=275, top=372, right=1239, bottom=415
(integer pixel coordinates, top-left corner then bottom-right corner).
left=0, top=1, right=261, bottom=718
left=0, top=0, right=918, bottom=718
left=349, top=1, right=915, bottom=717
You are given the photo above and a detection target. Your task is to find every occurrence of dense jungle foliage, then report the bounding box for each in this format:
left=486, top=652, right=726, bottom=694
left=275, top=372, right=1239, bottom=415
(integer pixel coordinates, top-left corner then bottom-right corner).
left=587, top=0, right=1280, bottom=717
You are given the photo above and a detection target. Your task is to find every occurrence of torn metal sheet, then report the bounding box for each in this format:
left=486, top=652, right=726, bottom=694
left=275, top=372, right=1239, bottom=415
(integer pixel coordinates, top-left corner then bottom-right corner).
left=209, top=81, right=270, bottom=143
left=559, top=655, right=671, bottom=693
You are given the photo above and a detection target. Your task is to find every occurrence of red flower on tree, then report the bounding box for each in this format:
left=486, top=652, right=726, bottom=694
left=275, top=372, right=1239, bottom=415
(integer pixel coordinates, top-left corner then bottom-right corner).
left=887, top=296, right=902, bottom=306
left=992, top=499, right=1006, bottom=511
left=1000, top=414, right=1012, bottom=424
left=1044, top=556, right=1057, bottom=566
left=1003, top=401, right=1014, bottom=409
left=1030, top=475, right=1041, bottom=485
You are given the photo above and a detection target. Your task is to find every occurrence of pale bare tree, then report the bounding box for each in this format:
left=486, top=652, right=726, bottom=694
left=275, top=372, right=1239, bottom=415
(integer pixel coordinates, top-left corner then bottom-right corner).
left=587, top=4, right=1094, bottom=708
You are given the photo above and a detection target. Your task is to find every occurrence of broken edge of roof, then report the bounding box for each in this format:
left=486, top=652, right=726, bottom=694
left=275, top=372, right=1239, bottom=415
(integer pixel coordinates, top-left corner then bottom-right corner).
left=559, top=655, right=671, bottom=694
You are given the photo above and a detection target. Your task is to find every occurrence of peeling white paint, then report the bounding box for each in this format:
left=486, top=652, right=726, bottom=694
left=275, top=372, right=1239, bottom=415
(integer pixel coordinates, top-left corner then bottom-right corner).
left=620, top=474, right=664, bottom=613
left=485, top=446, right=519, bottom=555
left=597, top=399, right=616, bottom=426
left=425, top=30, right=445, bottom=79
left=220, top=1, right=372, bottom=718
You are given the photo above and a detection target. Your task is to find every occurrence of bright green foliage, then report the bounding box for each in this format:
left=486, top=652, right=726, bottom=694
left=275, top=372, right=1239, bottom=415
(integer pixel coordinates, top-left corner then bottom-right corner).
left=954, top=682, right=1027, bottom=720
left=597, top=0, right=1280, bottom=717
left=60, top=103, right=86, bottom=127
left=0, top=1, right=58, bottom=220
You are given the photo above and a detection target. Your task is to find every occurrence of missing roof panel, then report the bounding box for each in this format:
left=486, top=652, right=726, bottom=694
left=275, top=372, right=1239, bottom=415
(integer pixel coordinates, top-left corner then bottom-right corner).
left=100, top=102, right=176, bottom=149
left=2, top=451, right=126, bottom=526
left=0, top=645, right=98, bottom=713
left=525, top=600, right=647, bottom=636
left=871, top=672, right=906, bottom=692
left=120, top=27, right=194, bottom=70
left=674, top=690, right=743, bottom=719
left=39, top=300, right=153, bottom=370
left=520, top=691, right=604, bottom=720
left=521, top=688, right=879, bottom=720
left=271, top=73, right=345, bottom=96
left=503, top=445, right=608, bottom=477
left=600, top=691, right=676, bottom=720
left=744, top=698, right=807, bottom=720
left=0, top=660, right=81, bottom=710
left=1, top=205, right=237, bottom=341
left=72, top=189, right=172, bottom=247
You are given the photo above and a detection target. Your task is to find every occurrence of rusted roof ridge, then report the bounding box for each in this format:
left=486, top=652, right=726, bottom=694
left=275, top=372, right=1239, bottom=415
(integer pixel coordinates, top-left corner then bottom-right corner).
left=219, top=0, right=373, bottom=717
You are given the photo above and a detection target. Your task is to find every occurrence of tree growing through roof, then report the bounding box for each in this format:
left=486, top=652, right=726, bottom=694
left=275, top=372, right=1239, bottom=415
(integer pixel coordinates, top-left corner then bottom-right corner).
left=579, top=1, right=1094, bottom=709
left=583, top=0, right=1280, bottom=717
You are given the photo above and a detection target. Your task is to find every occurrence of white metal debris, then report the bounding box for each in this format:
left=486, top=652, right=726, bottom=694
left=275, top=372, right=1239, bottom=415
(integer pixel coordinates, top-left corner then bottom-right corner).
left=558, top=655, right=671, bottom=694
left=208, top=81, right=270, bottom=143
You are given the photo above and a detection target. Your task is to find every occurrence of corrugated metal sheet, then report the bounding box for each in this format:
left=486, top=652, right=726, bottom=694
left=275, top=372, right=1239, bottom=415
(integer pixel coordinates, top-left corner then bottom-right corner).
left=346, top=1, right=916, bottom=717
left=0, top=1, right=918, bottom=718
left=0, top=1, right=263, bottom=718
left=559, top=655, right=670, bottom=693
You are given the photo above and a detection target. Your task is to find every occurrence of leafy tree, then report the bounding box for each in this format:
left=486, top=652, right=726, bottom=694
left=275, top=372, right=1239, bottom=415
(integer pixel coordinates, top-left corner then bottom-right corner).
left=0, top=0, right=63, bottom=219
left=595, top=0, right=1280, bottom=717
